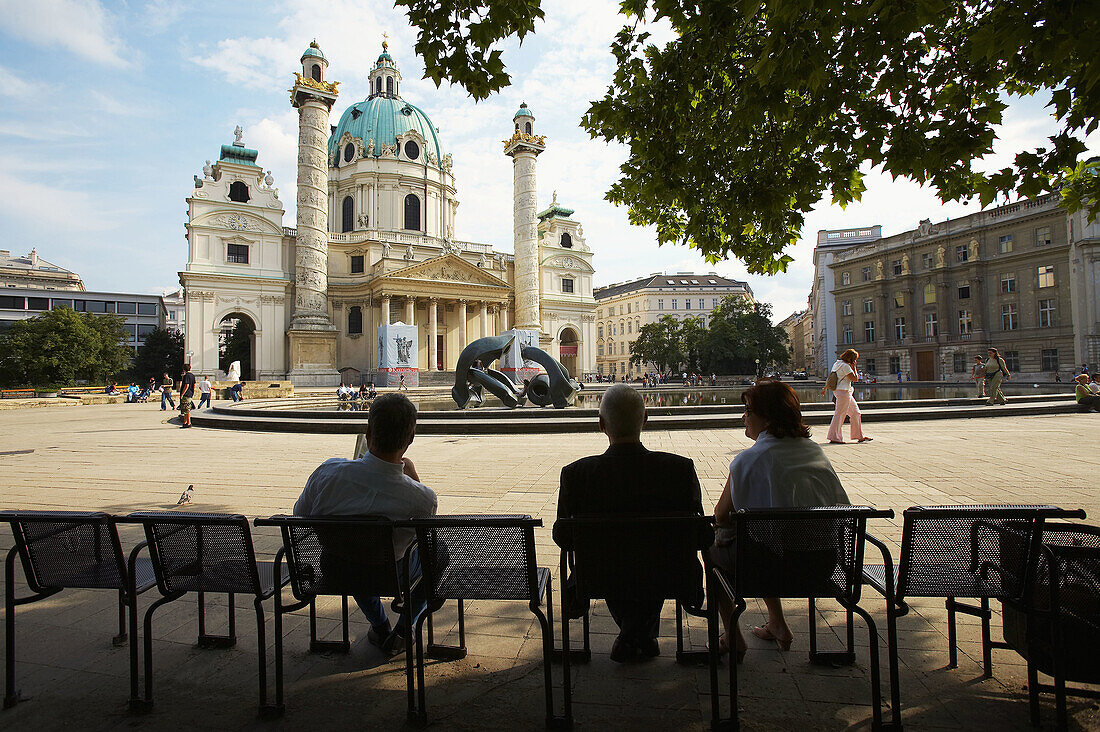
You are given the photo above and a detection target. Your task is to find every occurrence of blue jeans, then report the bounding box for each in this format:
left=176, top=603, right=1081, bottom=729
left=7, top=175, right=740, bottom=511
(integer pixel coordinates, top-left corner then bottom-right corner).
left=353, top=547, right=425, bottom=636
left=161, top=390, right=175, bottom=409
left=197, top=392, right=211, bottom=409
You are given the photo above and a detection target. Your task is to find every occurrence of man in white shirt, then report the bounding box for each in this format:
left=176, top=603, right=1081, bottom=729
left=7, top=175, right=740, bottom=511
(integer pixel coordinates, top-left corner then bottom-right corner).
left=197, top=376, right=213, bottom=409
left=295, top=393, right=437, bottom=654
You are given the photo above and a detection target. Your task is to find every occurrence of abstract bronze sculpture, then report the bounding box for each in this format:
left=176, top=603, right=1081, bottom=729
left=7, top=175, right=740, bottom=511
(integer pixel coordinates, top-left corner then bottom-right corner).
left=452, top=334, right=579, bottom=409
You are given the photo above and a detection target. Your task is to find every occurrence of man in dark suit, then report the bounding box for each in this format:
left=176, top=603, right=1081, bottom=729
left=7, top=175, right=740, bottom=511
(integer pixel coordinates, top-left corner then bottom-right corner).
left=555, top=383, right=704, bottom=662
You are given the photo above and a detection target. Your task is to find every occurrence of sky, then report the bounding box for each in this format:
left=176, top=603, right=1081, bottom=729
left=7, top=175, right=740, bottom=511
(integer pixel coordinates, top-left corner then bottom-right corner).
left=0, top=0, right=1096, bottom=323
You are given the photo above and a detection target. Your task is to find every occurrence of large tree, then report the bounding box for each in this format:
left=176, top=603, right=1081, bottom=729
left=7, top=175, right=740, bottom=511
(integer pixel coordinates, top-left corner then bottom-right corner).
left=399, top=0, right=1099, bottom=272
left=700, top=297, right=789, bottom=374
left=131, top=328, right=184, bottom=384
left=630, top=314, right=684, bottom=373
left=0, top=308, right=131, bottom=388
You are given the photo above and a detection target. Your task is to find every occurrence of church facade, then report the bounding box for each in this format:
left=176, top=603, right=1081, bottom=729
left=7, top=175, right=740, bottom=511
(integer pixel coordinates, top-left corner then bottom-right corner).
left=180, top=41, right=596, bottom=384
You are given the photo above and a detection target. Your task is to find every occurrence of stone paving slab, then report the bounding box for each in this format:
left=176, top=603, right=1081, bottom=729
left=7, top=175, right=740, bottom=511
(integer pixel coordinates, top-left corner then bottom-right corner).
left=0, top=401, right=1098, bottom=729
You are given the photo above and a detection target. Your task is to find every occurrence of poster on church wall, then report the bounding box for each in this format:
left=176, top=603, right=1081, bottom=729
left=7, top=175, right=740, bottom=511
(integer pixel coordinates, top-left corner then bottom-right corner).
left=499, top=329, right=540, bottom=384
left=377, top=322, right=419, bottom=387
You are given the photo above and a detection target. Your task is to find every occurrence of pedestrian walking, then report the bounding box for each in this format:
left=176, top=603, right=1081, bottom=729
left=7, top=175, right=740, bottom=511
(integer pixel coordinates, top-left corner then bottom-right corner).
left=398, top=374, right=408, bottom=391
left=984, top=347, right=1010, bottom=405
left=160, top=373, right=175, bottom=411
left=179, top=364, right=196, bottom=428
left=197, top=375, right=212, bottom=409
left=822, top=349, right=870, bottom=444
left=971, top=356, right=986, bottom=398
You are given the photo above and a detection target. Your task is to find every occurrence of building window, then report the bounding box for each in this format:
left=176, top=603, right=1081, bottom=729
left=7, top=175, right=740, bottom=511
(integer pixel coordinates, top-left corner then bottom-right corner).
left=228, top=181, right=249, bottom=203
left=955, top=245, right=969, bottom=262
left=841, top=271, right=851, bottom=286
left=1042, top=348, right=1058, bottom=372
left=672, top=299, right=677, bottom=310
left=376, top=77, right=382, bottom=95
left=1038, top=299, right=1055, bottom=327
left=923, top=283, right=936, bottom=304
left=921, top=252, right=934, bottom=270
left=894, top=292, right=905, bottom=308
left=598, top=326, right=603, bottom=339
left=893, top=259, right=903, bottom=276
left=863, top=299, right=874, bottom=313
left=698, top=299, right=705, bottom=309
left=560, top=233, right=572, bottom=248
left=894, top=317, right=906, bottom=340
left=227, top=243, right=249, bottom=264
left=1004, top=351, right=1020, bottom=373
left=841, top=300, right=852, bottom=315
left=350, top=255, right=364, bottom=274
left=627, top=321, right=632, bottom=334
left=342, top=196, right=354, bottom=232
left=842, top=325, right=853, bottom=344
left=1001, top=303, right=1018, bottom=331
left=1037, top=265, right=1055, bottom=288
left=562, top=278, right=574, bottom=294
left=310, top=64, right=322, bottom=82
left=684, top=299, right=691, bottom=310
left=598, top=344, right=604, bottom=356
left=864, top=321, right=875, bottom=342
left=958, top=309, right=972, bottom=334
left=889, top=356, right=901, bottom=374
left=999, top=234, right=1013, bottom=253
left=386, top=76, right=393, bottom=95
left=348, top=306, right=363, bottom=334
left=403, top=140, right=420, bottom=160
left=924, top=312, right=938, bottom=336
left=137, top=302, right=157, bottom=316
left=115, top=301, right=136, bottom=315
left=1000, top=273, right=1016, bottom=293
left=864, top=358, right=876, bottom=375
left=344, top=143, right=355, bottom=163
left=861, top=267, right=871, bottom=282
left=137, top=325, right=157, bottom=342
left=525, top=121, right=532, bottom=134
left=1035, top=226, right=1052, bottom=247
left=953, top=352, right=967, bottom=373
left=26, top=297, right=48, bottom=311
left=712, top=298, right=718, bottom=308
left=958, top=284, right=970, bottom=299
left=657, top=299, right=664, bottom=310
left=403, top=194, right=421, bottom=230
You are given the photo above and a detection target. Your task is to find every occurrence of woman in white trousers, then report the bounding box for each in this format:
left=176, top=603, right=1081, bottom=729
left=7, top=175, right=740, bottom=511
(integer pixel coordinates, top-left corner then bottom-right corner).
left=823, top=349, right=871, bottom=444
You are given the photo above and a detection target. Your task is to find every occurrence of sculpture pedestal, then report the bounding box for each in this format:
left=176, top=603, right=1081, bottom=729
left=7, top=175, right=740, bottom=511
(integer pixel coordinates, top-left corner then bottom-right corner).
left=286, top=329, right=340, bottom=386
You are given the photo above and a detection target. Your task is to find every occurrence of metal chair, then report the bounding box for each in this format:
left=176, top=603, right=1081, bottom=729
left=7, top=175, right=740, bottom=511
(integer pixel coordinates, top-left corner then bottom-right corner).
left=118, top=511, right=287, bottom=716
left=407, top=515, right=563, bottom=726
left=1001, top=522, right=1100, bottom=730
left=710, top=506, right=894, bottom=730
left=552, top=514, right=721, bottom=728
left=861, top=504, right=1086, bottom=728
left=2, top=510, right=156, bottom=710
left=253, top=514, right=417, bottom=718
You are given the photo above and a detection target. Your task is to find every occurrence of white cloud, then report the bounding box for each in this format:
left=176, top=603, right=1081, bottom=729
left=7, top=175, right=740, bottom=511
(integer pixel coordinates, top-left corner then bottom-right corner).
left=0, top=171, right=119, bottom=233
left=0, top=65, right=34, bottom=98
left=0, top=121, right=93, bottom=140
left=0, top=0, right=129, bottom=67
left=139, top=0, right=184, bottom=34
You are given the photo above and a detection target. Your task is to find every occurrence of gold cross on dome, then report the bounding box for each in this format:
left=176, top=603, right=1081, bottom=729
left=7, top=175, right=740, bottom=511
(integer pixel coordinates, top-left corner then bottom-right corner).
left=382, top=32, right=389, bottom=51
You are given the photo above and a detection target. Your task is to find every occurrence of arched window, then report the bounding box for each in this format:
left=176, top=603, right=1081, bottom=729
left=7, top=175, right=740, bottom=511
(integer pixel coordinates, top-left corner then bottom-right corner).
left=341, top=196, right=354, bottom=233
left=348, top=306, right=363, bottom=335
left=376, top=77, right=382, bottom=95
left=560, top=232, right=572, bottom=248
left=525, top=122, right=532, bottom=134
left=228, top=181, right=249, bottom=203
left=343, top=143, right=355, bottom=163
left=386, top=77, right=393, bottom=96
left=311, top=64, right=321, bottom=82
left=403, top=194, right=421, bottom=231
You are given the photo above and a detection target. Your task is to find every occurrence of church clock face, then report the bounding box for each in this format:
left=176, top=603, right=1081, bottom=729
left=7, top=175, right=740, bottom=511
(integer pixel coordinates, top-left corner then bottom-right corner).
left=227, top=214, right=248, bottom=231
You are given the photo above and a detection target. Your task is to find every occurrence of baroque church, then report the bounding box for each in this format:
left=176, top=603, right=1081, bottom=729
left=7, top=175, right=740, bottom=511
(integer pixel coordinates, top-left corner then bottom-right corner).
left=180, top=40, right=596, bottom=385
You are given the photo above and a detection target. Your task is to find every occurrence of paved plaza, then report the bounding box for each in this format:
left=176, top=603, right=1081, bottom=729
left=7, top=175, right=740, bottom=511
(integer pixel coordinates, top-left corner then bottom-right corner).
left=1, top=401, right=1098, bottom=730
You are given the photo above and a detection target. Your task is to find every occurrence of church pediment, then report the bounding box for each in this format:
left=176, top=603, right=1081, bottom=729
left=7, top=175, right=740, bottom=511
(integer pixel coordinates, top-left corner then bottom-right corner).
left=191, top=210, right=283, bottom=235
left=381, top=254, right=509, bottom=288
left=542, top=253, right=594, bottom=274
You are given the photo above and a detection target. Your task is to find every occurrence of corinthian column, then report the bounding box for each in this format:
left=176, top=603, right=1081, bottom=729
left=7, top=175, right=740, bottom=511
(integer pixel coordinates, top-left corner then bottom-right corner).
left=291, top=96, right=337, bottom=330
left=504, top=115, right=545, bottom=333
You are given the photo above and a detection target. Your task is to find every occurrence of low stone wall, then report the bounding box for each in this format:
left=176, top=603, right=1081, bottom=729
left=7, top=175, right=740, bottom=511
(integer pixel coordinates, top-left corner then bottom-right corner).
left=212, top=380, right=295, bottom=399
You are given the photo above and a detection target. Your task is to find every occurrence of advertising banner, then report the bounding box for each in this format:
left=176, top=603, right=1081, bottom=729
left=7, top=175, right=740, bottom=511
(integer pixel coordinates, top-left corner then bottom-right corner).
left=377, top=321, right=419, bottom=387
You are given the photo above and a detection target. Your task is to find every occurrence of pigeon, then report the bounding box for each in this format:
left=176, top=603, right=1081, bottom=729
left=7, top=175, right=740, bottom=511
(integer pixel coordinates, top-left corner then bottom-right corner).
left=176, top=485, right=194, bottom=506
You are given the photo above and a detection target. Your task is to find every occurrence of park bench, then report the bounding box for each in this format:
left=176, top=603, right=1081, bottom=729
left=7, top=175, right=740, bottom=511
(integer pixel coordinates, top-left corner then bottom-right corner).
left=2, top=510, right=156, bottom=709
left=0, top=389, right=36, bottom=399
left=710, top=506, right=895, bottom=731
left=1000, top=522, right=1100, bottom=729
left=408, top=515, right=561, bottom=726
left=253, top=514, right=417, bottom=718
left=553, top=514, right=721, bottom=728
left=861, top=504, right=1087, bottom=729
left=119, top=511, right=288, bottom=716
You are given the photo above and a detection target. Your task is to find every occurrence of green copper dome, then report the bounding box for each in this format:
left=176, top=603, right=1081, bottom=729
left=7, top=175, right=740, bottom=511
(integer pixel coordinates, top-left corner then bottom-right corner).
left=514, top=102, right=534, bottom=118
left=329, top=96, right=445, bottom=165
left=302, top=41, right=325, bottom=60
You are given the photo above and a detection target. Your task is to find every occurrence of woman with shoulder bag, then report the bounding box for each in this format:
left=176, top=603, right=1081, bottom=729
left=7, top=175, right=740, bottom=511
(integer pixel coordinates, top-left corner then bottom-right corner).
left=984, top=347, right=1010, bottom=405
left=821, top=349, right=870, bottom=444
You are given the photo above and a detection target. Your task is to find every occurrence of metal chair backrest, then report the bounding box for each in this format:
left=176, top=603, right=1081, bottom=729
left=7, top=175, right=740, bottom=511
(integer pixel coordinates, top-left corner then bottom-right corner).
left=411, top=515, right=542, bottom=601
left=729, top=506, right=890, bottom=601
left=125, top=512, right=261, bottom=596
left=554, top=514, right=712, bottom=604
left=256, top=515, right=401, bottom=600
left=1, top=510, right=126, bottom=593
left=897, top=505, right=1086, bottom=602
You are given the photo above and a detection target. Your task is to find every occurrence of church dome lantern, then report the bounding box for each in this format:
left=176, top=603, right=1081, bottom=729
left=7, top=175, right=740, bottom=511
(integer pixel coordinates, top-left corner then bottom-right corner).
left=368, top=38, right=402, bottom=99
left=300, top=40, right=328, bottom=83
left=513, top=102, right=535, bottom=135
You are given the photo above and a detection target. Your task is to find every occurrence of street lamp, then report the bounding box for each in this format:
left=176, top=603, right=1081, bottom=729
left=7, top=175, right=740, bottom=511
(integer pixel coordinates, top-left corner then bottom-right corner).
left=755, top=358, right=760, bottom=379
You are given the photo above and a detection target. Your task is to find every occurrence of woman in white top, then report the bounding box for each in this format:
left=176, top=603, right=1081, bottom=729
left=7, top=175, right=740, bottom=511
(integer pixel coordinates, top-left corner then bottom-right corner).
left=711, top=380, right=849, bottom=661
left=823, top=348, right=871, bottom=444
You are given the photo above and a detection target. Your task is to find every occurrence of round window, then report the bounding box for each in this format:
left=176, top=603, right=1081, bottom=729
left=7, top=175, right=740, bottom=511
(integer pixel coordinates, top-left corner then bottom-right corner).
left=404, top=141, right=420, bottom=160
left=343, top=143, right=355, bottom=162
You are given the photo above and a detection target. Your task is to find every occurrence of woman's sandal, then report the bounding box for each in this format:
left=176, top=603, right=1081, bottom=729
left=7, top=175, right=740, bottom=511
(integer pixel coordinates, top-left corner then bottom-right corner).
left=708, top=634, right=747, bottom=664
left=752, top=624, right=794, bottom=651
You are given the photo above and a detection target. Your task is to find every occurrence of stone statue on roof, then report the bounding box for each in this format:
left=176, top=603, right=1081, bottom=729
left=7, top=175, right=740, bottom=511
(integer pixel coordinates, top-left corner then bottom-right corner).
left=233, top=125, right=244, bottom=145
left=203, top=160, right=213, bottom=179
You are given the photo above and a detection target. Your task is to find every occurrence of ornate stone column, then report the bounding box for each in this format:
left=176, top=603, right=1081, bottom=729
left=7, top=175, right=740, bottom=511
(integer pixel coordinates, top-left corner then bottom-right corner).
left=458, top=300, right=467, bottom=349
left=501, top=304, right=510, bottom=332
left=429, top=298, right=438, bottom=371
left=480, top=301, right=489, bottom=338
left=287, top=48, right=340, bottom=385
left=504, top=113, right=545, bottom=333
left=405, top=296, right=415, bottom=325
left=381, top=294, right=391, bottom=326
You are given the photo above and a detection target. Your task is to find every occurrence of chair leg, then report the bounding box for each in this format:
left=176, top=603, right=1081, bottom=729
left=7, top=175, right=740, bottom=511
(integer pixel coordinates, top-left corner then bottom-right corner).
left=196, top=592, right=236, bottom=648
left=256, top=598, right=281, bottom=718
left=341, top=595, right=349, bottom=648
left=883, top=602, right=902, bottom=730
left=127, top=591, right=140, bottom=706
left=4, top=548, right=20, bottom=710
left=848, top=602, right=884, bottom=731
left=1054, top=671, right=1067, bottom=731
left=113, top=589, right=127, bottom=646
left=560, top=587, right=573, bottom=728
left=1027, top=661, right=1040, bottom=726
left=809, top=597, right=855, bottom=667
left=729, top=597, right=747, bottom=730
left=274, top=586, right=285, bottom=710
left=979, top=597, right=993, bottom=678
left=538, top=577, right=567, bottom=728
left=308, top=596, right=351, bottom=653
left=946, top=597, right=958, bottom=668
left=132, top=594, right=177, bottom=713
left=426, top=599, right=467, bottom=661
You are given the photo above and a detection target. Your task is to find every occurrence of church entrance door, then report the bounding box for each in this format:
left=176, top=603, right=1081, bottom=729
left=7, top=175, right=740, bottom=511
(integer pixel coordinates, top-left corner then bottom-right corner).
left=219, top=313, right=256, bottom=380
left=436, top=334, right=445, bottom=370
left=559, top=327, right=579, bottom=378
